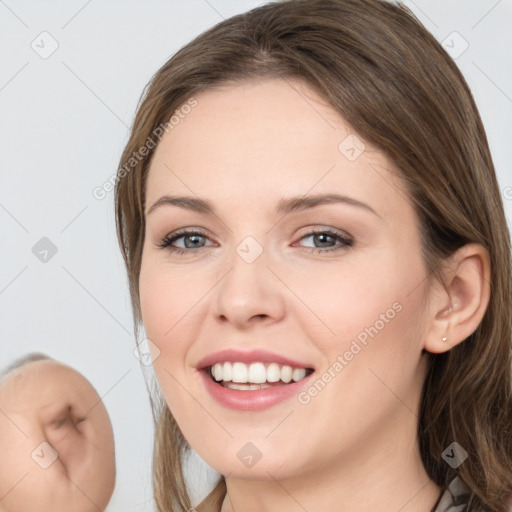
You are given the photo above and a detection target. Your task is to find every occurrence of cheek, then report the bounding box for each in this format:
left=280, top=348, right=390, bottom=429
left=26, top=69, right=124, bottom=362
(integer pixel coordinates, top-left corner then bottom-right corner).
left=305, top=246, right=427, bottom=390
left=139, top=264, right=174, bottom=353
left=317, top=253, right=428, bottom=400
left=293, top=253, right=409, bottom=341
left=139, top=257, right=205, bottom=408
left=139, top=255, right=198, bottom=341
left=139, top=250, right=221, bottom=361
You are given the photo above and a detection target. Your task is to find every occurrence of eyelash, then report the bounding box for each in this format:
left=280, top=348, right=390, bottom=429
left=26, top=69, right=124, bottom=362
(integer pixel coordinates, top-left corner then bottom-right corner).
left=156, top=228, right=353, bottom=255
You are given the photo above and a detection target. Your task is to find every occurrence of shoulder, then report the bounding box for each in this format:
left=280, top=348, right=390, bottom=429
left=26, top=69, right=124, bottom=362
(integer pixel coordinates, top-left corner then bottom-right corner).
left=434, top=476, right=512, bottom=512
left=434, top=476, right=472, bottom=511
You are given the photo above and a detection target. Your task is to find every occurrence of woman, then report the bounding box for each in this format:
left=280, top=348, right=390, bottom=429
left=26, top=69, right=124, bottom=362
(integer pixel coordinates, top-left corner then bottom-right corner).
left=114, top=0, right=512, bottom=510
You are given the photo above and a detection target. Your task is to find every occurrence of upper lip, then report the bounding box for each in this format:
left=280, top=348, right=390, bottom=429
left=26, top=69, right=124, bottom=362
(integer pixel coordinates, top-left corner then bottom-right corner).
left=196, top=349, right=314, bottom=370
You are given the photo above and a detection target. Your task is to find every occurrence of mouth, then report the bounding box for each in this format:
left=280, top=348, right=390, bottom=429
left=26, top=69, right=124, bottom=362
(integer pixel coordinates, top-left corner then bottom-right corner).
left=203, top=361, right=315, bottom=391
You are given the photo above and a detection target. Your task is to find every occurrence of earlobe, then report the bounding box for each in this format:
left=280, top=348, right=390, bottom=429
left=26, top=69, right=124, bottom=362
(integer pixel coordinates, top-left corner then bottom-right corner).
left=423, top=243, right=491, bottom=355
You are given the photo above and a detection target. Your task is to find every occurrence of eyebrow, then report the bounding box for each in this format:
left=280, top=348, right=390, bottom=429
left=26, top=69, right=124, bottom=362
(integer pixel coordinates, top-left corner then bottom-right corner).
left=146, top=193, right=381, bottom=218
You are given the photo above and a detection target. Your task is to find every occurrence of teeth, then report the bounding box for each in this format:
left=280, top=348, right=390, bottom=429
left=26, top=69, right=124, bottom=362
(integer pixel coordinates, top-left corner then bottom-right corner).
left=225, top=382, right=272, bottom=390
left=266, top=362, right=281, bottom=382
left=292, top=368, right=306, bottom=381
left=222, top=362, right=232, bottom=381
left=213, top=363, right=223, bottom=381
left=210, top=361, right=311, bottom=384
left=232, top=362, right=248, bottom=383
left=248, top=362, right=266, bottom=383
left=281, top=365, right=293, bottom=383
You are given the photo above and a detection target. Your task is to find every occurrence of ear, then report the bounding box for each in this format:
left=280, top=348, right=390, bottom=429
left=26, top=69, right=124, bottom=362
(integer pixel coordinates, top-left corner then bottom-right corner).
left=423, top=243, right=491, bottom=354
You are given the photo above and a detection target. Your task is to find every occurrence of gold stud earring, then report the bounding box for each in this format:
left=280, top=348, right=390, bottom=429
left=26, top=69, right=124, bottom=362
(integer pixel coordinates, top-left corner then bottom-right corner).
left=442, top=336, right=448, bottom=343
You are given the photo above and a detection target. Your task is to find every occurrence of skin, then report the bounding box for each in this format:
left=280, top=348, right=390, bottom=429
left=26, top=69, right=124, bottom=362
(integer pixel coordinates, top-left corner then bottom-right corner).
left=0, top=360, right=116, bottom=512
left=140, top=78, right=490, bottom=512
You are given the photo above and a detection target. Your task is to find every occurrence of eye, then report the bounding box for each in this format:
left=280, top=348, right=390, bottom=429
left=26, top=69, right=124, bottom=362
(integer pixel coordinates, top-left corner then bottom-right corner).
left=156, top=227, right=353, bottom=256
left=156, top=228, right=214, bottom=255
left=293, top=229, right=353, bottom=254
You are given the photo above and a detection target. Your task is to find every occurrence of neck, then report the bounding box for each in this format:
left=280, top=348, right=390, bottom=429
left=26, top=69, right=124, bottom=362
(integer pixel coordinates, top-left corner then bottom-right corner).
left=220, top=413, right=442, bottom=512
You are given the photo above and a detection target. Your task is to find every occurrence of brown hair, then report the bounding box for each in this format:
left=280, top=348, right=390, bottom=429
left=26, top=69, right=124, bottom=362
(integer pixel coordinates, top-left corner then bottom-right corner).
left=114, top=0, right=512, bottom=510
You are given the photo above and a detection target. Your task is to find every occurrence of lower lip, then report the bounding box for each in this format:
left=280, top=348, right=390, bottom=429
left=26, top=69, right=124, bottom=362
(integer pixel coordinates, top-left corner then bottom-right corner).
left=198, top=369, right=315, bottom=411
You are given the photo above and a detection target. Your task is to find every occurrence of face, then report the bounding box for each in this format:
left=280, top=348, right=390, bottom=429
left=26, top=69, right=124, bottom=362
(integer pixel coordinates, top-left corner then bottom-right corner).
left=140, top=78, right=434, bottom=480
left=0, top=360, right=115, bottom=512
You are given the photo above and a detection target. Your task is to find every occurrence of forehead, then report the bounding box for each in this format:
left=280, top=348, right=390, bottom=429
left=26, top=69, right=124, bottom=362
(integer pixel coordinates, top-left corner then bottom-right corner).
left=145, top=78, right=408, bottom=221
left=149, top=78, right=363, bottom=181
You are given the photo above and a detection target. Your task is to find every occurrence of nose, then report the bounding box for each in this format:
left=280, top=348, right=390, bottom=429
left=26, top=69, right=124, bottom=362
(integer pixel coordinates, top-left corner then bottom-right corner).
left=212, top=241, right=286, bottom=329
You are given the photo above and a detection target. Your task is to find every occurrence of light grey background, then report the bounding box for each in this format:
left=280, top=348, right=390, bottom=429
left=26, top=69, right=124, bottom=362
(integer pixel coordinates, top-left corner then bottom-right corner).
left=1, top=1, right=511, bottom=511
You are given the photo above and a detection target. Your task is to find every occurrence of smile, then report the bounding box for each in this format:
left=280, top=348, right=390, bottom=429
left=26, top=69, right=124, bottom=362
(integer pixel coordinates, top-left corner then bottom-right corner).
left=199, top=364, right=315, bottom=411
left=210, top=361, right=314, bottom=390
